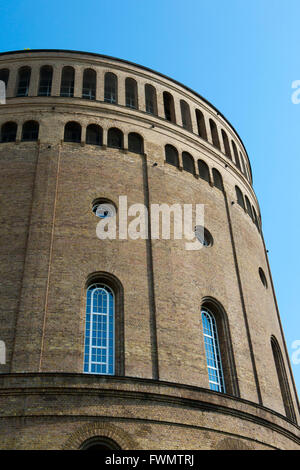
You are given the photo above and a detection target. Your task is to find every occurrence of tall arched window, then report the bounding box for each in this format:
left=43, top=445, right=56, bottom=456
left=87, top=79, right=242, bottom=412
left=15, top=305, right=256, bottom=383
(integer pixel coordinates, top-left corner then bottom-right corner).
left=240, top=152, right=247, bottom=176
left=163, top=91, right=176, bottom=123
left=252, top=206, right=260, bottom=231
left=1, top=122, right=17, bottom=143
left=198, top=159, right=210, bottom=182
left=212, top=168, right=224, bottom=191
left=16, top=66, right=31, bottom=97
left=145, top=84, right=157, bottom=115
left=209, top=119, right=220, bottom=149
left=202, top=308, right=225, bottom=393
left=235, top=186, right=245, bottom=209
left=195, top=109, right=207, bottom=140
left=82, top=69, right=96, bottom=100
left=244, top=159, right=251, bottom=182
left=104, top=72, right=118, bottom=104
left=232, top=141, right=241, bottom=170
left=165, top=144, right=179, bottom=167
left=21, top=121, right=39, bottom=141
left=201, top=299, right=239, bottom=396
left=221, top=130, right=232, bottom=159
left=245, top=195, right=253, bottom=219
left=125, top=78, right=138, bottom=109
left=271, top=336, right=296, bottom=422
left=38, top=65, right=53, bottom=96
left=0, top=69, right=9, bottom=89
left=86, top=124, right=103, bottom=146
left=84, top=283, right=115, bottom=375
left=128, top=132, right=144, bottom=154
left=64, top=121, right=81, bottom=143
left=180, top=100, right=192, bottom=131
left=107, top=128, right=123, bottom=149
left=182, top=152, right=195, bottom=174
left=60, top=66, right=75, bottom=97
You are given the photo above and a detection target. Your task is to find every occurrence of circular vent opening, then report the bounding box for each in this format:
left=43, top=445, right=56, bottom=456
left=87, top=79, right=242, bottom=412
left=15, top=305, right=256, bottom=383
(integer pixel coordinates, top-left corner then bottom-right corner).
left=195, top=226, right=213, bottom=247
left=92, top=199, right=116, bottom=219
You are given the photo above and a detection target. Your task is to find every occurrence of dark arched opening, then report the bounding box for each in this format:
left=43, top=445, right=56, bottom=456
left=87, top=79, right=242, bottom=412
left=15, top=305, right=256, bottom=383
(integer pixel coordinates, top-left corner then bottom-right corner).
left=21, top=120, right=39, bottom=141
left=64, top=121, right=81, bottom=143
left=107, top=127, right=123, bottom=149
left=165, top=144, right=179, bottom=167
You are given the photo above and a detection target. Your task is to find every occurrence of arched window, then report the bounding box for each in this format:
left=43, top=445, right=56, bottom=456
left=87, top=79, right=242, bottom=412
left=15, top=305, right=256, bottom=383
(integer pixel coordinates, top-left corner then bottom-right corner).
left=202, top=308, right=225, bottom=393
left=198, top=159, right=210, bottom=182
left=82, top=69, right=96, bottom=100
left=245, top=195, right=253, bottom=219
left=86, top=124, right=103, bottom=146
left=84, top=283, right=115, bottom=375
left=107, top=128, right=123, bottom=149
left=104, top=72, right=117, bottom=104
left=165, top=144, right=179, bottom=167
left=38, top=65, right=53, bottom=96
left=125, top=78, right=138, bottom=109
left=180, top=100, right=192, bottom=131
left=240, top=152, right=247, bottom=176
left=0, top=69, right=9, bottom=89
left=128, top=132, right=144, bottom=154
left=212, top=168, right=224, bottom=191
left=271, top=336, right=296, bottom=422
left=231, top=141, right=241, bottom=170
left=60, top=66, right=75, bottom=97
left=163, top=91, right=176, bottom=123
left=83, top=273, right=124, bottom=376
left=195, top=109, right=207, bottom=140
left=209, top=119, right=220, bottom=149
left=21, top=121, right=39, bottom=141
left=80, top=437, right=121, bottom=450
left=16, top=66, right=31, bottom=97
left=201, top=299, right=238, bottom=396
left=145, top=84, right=157, bottom=115
left=259, top=267, right=268, bottom=288
left=235, top=186, right=245, bottom=209
left=64, top=121, right=81, bottom=143
left=252, top=206, right=260, bottom=231
left=221, top=130, right=232, bottom=159
left=182, top=151, right=195, bottom=174
left=244, top=159, right=251, bottom=182
left=1, top=122, right=17, bottom=143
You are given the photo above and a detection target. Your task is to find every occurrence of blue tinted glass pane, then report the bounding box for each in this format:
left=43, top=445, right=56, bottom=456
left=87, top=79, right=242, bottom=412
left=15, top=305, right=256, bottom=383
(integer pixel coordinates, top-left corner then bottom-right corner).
left=202, top=310, right=225, bottom=393
left=83, top=284, right=115, bottom=375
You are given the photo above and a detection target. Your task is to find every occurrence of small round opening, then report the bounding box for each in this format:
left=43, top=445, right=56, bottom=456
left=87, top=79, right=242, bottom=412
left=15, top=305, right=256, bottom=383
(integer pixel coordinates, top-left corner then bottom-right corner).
left=92, top=199, right=116, bottom=219
left=195, top=226, right=213, bottom=247
left=259, top=268, right=268, bottom=288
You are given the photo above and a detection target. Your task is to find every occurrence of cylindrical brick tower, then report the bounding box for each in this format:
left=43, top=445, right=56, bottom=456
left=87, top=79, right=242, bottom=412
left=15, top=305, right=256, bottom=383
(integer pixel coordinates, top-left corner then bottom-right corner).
left=0, top=50, right=299, bottom=450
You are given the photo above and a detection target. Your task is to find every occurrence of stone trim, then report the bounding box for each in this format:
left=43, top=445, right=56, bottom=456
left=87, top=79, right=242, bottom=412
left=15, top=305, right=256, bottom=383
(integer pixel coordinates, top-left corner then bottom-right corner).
left=62, top=421, right=137, bottom=450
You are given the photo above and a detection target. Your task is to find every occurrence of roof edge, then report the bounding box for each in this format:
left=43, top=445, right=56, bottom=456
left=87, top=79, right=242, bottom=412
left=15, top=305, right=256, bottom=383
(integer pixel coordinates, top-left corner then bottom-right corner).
left=0, top=48, right=252, bottom=180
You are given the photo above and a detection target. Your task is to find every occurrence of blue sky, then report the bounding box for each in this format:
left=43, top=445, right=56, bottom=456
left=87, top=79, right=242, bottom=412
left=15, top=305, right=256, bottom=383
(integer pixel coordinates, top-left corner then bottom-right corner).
left=0, top=0, right=299, bottom=396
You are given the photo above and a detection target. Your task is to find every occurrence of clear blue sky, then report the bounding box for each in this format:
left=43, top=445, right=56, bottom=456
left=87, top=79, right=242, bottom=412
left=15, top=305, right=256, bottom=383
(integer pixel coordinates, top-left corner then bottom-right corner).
left=1, top=0, right=299, bottom=396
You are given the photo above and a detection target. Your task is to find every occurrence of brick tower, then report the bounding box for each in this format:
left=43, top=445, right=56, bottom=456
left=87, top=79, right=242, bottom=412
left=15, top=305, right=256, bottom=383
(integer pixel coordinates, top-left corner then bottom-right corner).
left=0, top=50, right=299, bottom=449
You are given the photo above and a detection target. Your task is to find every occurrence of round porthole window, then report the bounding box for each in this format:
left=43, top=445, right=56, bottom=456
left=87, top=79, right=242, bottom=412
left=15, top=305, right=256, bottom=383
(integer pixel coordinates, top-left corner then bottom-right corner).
left=195, top=225, right=213, bottom=247
left=92, top=199, right=116, bottom=219
left=259, top=267, right=268, bottom=288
